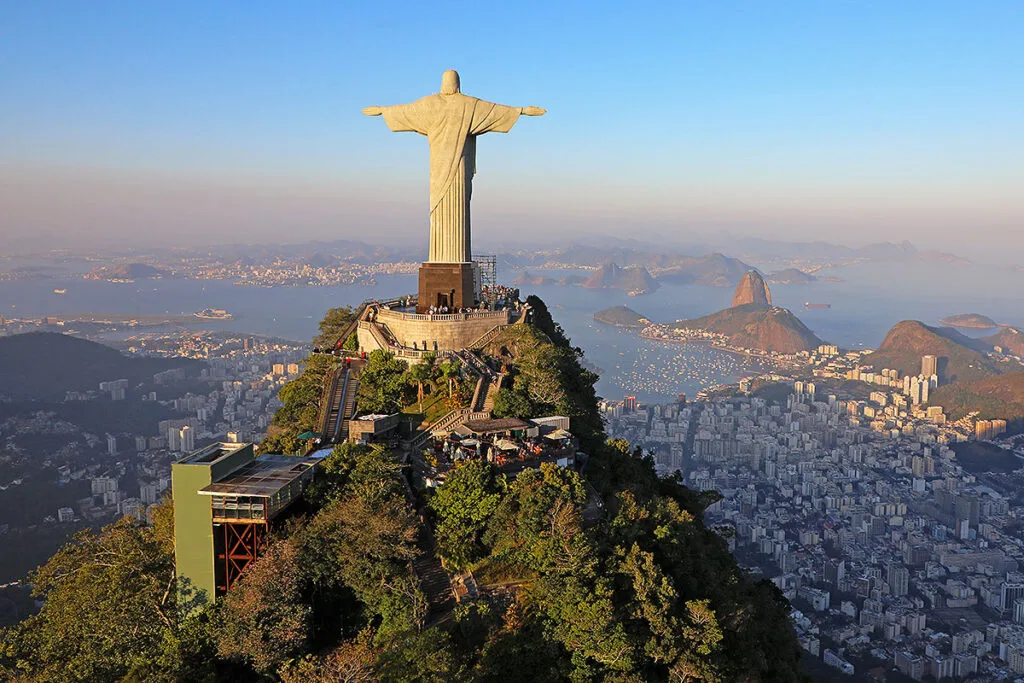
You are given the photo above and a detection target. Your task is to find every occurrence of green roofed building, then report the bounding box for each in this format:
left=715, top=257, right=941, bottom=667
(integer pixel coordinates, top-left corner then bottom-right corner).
left=171, top=442, right=318, bottom=604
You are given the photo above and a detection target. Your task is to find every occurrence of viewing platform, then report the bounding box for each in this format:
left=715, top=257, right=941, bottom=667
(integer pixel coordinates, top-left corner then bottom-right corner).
left=357, top=298, right=526, bottom=355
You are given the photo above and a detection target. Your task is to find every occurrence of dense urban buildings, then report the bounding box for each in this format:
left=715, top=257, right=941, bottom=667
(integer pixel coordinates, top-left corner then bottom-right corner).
left=603, top=362, right=1024, bottom=680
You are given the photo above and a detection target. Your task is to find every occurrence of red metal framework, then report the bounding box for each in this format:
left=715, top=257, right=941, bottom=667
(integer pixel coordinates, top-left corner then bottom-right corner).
left=215, top=521, right=268, bottom=594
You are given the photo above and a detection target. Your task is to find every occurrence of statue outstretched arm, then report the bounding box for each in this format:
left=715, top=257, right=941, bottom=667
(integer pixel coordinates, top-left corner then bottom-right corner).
left=522, top=106, right=546, bottom=116
left=362, top=106, right=383, bottom=116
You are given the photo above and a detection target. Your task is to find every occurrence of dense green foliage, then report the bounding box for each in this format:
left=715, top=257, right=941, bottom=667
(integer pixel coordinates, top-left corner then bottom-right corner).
left=0, top=498, right=216, bottom=682
left=487, top=298, right=603, bottom=450
left=420, top=446, right=805, bottom=681
left=357, top=349, right=410, bottom=414
left=429, top=461, right=507, bottom=570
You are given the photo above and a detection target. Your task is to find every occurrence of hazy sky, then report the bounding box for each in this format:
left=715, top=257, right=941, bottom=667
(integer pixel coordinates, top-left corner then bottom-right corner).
left=2, top=2, right=1022, bottom=254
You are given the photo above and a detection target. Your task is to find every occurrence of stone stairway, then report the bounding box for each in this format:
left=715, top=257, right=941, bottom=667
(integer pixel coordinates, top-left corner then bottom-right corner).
left=482, top=373, right=505, bottom=411
left=412, top=527, right=454, bottom=626
left=468, top=323, right=506, bottom=350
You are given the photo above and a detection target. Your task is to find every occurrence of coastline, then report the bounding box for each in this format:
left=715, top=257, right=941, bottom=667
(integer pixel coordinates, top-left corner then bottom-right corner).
left=638, top=328, right=799, bottom=369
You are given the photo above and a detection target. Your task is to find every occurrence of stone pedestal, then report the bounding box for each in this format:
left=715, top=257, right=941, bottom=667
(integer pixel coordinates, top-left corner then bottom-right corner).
left=417, top=262, right=475, bottom=313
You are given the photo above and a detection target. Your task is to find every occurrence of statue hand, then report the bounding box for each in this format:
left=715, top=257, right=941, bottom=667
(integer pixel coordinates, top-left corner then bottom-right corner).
left=362, top=106, right=383, bottom=116
left=522, top=106, right=546, bottom=116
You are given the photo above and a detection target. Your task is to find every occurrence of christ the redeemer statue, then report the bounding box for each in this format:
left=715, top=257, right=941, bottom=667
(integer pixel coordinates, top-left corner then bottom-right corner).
left=364, top=70, right=544, bottom=312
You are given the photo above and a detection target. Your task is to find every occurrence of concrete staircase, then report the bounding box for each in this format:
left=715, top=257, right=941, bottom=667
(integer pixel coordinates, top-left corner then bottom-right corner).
left=482, top=373, right=505, bottom=411
left=468, top=323, right=505, bottom=351
left=471, top=372, right=504, bottom=412
left=413, top=525, right=454, bottom=626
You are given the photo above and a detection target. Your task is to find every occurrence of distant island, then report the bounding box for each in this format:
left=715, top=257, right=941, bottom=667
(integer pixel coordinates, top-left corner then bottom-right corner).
left=85, top=263, right=169, bottom=282
left=765, top=268, right=817, bottom=285
left=939, top=313, right=998, bottom=329
left=584, top=262, right=659, bottom=294
left=593, top=305, right=649, bottom=328
left=512, top=271, right=554, bottom=286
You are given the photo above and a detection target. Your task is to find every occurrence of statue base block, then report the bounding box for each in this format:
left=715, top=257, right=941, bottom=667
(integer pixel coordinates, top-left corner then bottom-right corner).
left=417, top=262, right=475, bottom=313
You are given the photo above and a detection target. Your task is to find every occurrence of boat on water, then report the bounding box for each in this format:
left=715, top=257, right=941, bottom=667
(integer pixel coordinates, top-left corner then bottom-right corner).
left=804, top=302, right=831, bottom=309
left=194, top=308, right=233, bottom=320
left=53, top=289, right=66, bottom=295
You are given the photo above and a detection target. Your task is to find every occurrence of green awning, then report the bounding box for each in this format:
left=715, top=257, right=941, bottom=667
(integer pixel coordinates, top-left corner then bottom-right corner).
left=297, top=431, right=318, bottom=440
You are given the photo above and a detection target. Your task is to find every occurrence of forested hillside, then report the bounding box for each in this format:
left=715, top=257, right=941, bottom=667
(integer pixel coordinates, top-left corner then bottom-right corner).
left=1, top=301, right=805, bottom=682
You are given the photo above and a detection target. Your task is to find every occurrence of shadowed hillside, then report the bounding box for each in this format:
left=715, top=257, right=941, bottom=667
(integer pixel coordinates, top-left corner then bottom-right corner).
left=862, top=321, right=1001, bottom=383
left=985, top=327, right=1024, bottom=356
left=930, top=372, right=1024, bottom=428
left=0, top=332, right=201, bottom=400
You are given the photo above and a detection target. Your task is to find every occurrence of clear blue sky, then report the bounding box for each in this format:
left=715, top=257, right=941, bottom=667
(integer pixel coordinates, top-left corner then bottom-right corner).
left=1, top=1, right=1021, bottom=252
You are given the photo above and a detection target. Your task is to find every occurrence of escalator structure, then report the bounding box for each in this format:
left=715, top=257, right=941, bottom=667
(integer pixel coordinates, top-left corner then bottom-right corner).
left=320, top=360, right=364, bottom=444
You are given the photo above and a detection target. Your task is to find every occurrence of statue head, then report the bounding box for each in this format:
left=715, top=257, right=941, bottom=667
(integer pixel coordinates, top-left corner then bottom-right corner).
left=440, top=70, right=461, bottom=95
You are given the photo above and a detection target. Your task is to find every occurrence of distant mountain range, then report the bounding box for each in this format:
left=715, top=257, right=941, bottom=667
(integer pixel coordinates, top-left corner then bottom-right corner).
left=512, top=271, right=554, bottom=286
left=693, top=237, right=970, bottom=266
left=512, top=264, right=659, bottom=292
left=500, top=245, right=753, bottom=287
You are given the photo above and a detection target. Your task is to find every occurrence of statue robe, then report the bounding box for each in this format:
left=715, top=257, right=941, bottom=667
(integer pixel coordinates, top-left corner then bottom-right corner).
left=381, top=93, right=521, bottom=263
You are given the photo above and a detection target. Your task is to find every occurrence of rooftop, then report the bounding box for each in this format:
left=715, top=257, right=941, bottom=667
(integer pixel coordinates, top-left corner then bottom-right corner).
left=198, top=454, right=318, bottom=498
left=175, top=441, right=249, bottom=466
left=461, top=417, right=531, bottom=435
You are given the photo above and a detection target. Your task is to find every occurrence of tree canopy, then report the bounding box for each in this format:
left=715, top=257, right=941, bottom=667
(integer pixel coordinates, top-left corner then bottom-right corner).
left=312, top=306, right=357, bottom=349
left=357, top=349, right=410, bottom=414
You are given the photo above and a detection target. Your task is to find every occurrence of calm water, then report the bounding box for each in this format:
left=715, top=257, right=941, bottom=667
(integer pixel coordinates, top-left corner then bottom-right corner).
left=2, top=260, right=1021, bottom=403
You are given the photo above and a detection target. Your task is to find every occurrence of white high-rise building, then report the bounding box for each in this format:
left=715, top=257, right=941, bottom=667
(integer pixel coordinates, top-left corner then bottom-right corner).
left=167, top=427, right=181, bottom=452
left=180, top=425, right=195, bottom=453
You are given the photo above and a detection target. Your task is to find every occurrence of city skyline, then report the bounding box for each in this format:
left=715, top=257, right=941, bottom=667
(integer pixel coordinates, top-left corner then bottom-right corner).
left=2, top=2, right=1023, bottom=254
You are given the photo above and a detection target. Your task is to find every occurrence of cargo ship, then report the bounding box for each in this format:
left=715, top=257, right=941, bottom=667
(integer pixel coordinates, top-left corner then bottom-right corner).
left=804, top=302, right=831, bottom=309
